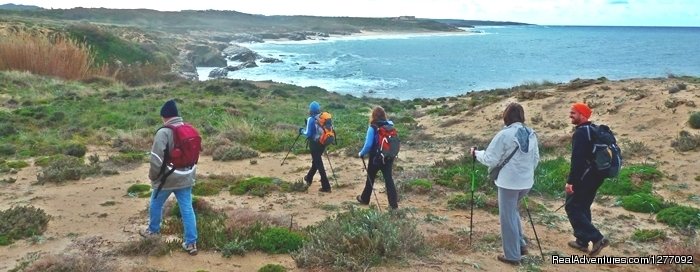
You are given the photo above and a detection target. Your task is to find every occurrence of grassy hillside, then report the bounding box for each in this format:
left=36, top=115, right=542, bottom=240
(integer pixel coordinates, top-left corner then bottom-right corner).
left=0, top=8, right=463, bottom=34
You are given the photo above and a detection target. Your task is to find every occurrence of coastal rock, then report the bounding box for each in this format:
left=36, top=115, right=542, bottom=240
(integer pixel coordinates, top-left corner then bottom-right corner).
left=187, top=43, right=227, bottom=67
left=260, top=57, right=283, bottom=63
left=208, top=67, right=229, bottom=78
left=225, top=61, right=258, bottom=71
left=230, top=33, right=264, bottom=43
left=223, top=44, right=260, bottom=62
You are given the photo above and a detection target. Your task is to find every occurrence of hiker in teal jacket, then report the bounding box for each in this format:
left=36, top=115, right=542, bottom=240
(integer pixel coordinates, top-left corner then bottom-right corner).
left=356, top=106, right=398, bottom=209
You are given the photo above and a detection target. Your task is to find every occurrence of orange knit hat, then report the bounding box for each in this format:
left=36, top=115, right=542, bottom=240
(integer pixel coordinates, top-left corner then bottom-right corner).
left=571, top=103, right=592, bottom=119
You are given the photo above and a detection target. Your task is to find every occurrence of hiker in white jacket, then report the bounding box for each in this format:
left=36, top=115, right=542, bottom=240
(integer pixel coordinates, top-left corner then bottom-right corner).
left=470, top=102, right=540, bottom=265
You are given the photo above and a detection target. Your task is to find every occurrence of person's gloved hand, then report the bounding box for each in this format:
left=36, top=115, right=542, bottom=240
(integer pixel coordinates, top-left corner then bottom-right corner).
left=298, top=127, right=304, bottom=135
left=358, top=152, right=363, bottom=158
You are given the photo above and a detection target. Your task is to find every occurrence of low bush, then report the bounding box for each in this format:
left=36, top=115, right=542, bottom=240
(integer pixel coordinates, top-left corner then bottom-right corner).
left=620, top=193, right=668, bottom=213
left=656, top=205, right=700, bottom=228
left=252, top=227, right=304, bottom=254
left=631, top=229, right=667, bottom=242
left=36, top=155, right=100, bottom=184
left=230, top=177, right=277, bottom=197
left=126, top=183, right=151, bottom=198
left=671, top=130, right=700, bottom=152
left=0, top=206, right=50, bottom=245
left=403, top=179, right=432, bottom=194
left=599, top=164, right=661, bottom=196
left=258, top=264, right=287, bottom=272
left=292, top=207, right=426, bottom=271
left=532, top=157, right=569, bottom=197
left=212, top=144, right=259, bottom=161
left=688, top=112, right=700, bottom=129
left=116, top=236, right=171, bottom=256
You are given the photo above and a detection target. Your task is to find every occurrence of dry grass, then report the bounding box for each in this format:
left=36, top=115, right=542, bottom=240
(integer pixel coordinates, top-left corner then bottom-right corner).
left=0, top=31, right=107, bottom=81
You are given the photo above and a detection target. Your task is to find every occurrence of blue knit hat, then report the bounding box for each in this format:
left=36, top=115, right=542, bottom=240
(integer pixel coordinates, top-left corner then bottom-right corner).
left=160, top=99, right=179, bottom=118
left=309, top=101, right=320, bottom=115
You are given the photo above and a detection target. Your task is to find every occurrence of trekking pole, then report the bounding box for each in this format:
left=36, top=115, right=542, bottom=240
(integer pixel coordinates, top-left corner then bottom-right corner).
left=281, top=133, right=302, bottom=166
left=554, top=194, right=574, bottom=212
left=469, top=151, right=476, bottom=247
left=524, top=196, right=545, bottom=261
left=325, top=150, right=338, bottom=187
left=362, top=156, right=382, bottom=213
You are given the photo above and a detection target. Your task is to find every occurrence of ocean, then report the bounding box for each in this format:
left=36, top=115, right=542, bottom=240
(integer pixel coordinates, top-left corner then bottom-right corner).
left=197, top=25, right=700, bottom=100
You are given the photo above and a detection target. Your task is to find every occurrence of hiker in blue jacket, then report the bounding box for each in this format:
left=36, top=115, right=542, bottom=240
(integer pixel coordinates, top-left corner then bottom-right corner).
left=565, top=102, right=609, bottom=256
left=470, top=103, right=539, bottom=265
left=356, top=106, right=398, bottom=209
left=299, top=101, right=331, bottom=192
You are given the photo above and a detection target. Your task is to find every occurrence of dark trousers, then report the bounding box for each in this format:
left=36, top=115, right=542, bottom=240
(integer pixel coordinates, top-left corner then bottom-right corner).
left=565, top=172, right=605, bottom=245
left=306, top=141, right=330, bottom=190
left=360, top=156, right=398, bottom=209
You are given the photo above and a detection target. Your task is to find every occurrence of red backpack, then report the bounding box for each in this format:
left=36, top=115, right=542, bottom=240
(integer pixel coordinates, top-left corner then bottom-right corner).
left=164, top=123, right=201, bottom=168
left=375, top=123, right=400, bottom=162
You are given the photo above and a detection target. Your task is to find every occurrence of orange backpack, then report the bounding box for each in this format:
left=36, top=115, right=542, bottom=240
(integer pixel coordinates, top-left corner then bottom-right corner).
left=314, top=112, right=335, bottom=146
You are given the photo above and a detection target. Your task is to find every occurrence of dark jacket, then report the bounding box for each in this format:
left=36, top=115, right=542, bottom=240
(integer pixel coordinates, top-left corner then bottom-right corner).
left=567, top=121, right=598, bottom=185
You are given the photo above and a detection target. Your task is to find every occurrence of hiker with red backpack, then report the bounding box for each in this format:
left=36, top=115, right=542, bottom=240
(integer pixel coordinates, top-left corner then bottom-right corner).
left=356, top=106, right=400, bottom=210
left=470, top=103, right=540, bottom=265
left=299, top=101, right=332, bottom=193
left=141, top=99, right=200, bottom=256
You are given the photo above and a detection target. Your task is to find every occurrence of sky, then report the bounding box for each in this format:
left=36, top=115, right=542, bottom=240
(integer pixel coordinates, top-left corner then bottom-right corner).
left=2, top=0, right=699, bottom=27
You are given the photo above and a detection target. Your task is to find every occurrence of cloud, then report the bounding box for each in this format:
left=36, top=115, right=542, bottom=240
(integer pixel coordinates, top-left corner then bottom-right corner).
left=608, top=0, right=629, bottom=4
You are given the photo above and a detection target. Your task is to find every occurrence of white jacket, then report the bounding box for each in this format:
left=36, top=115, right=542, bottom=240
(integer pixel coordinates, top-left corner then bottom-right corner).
left=475, top=122, right=539, bottom=190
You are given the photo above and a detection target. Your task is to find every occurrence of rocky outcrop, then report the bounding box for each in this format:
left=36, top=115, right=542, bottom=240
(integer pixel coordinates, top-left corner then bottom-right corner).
left=187, top=43, right=227, bottom=67
left=208, top=67, right=229, bottom=78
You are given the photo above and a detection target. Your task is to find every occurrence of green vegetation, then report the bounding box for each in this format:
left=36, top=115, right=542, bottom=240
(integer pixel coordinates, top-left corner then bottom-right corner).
left=656, top=205, right=700, bottom=229
left=292, top=208, right=426, bottom=271
left=672, top=130, right=700, bottom=152
left=620, top=193, right=668, bottom=213
left=599, top=164, right=661, bottom=196
left=126, top=183, right=151, bottom=198
left=532, top=157, right=569, bottom=197
left=688, top=112, right=700, bottom=129
left=403, top=178, right=433, bottom=194
left=229, top=177, right=308, bottom=197
left=258, top=264, right=287, bottom=272
left=253, top=227, right=304, bottom=254
left=36, top=155, right=101, bottom=184
left=0, top=206, right=50, bottom=245
left=631, top=229, right=667, bottom=242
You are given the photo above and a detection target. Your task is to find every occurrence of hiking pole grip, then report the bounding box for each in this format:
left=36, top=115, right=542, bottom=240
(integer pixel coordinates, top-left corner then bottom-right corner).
left=524, top=197, right=545, bottom=261
left=281, top=133, right=302, bottom=166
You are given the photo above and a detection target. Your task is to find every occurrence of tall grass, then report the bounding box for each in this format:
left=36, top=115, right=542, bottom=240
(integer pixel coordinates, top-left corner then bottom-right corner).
left=0, top=31, right=102, bottom=80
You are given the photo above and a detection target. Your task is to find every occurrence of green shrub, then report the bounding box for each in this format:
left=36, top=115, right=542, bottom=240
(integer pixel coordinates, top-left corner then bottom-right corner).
left=620, top=193, right=667, bottom=213
left=447, top=193, right=485, bottom=210
left=212, top=144, right=259, bottom=161
left=656, top=205, right=700, bottom=228
left=258, top=264, right=287, bottom=272
left=689, top=112, right=700, bottom=129
left=292, top=208, right=426, bottom=271
left=533, top=157, right=570, bottom=196
left=671, top=130, right=700, bottom=152
left=117, top=236, right=171, bottom=256
left=36, top=155, right=99, bottom=184
left=63, top=142, right=87, bottom=157
left=192, top=179, right=229, bottom=196
left=0, top=206, right=50, bottom=245
left=253, top=227, right=304, bottom=254
left=404, top=179, right=432, bottom=193
left=631, top=229, right=667, bottom=242
left=230, top=177, right=277, bottom=197
left=4, top=160, right=29, bottom=169
left=126, top=183, right=151, bottom=196
left=221, top=238, right=253, bottom=257
left=599, top=164, right=661, bottom=196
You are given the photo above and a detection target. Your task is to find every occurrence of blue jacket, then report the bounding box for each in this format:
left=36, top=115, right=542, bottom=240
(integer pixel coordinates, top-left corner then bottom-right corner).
left=302, top=115, right=316, bottom=140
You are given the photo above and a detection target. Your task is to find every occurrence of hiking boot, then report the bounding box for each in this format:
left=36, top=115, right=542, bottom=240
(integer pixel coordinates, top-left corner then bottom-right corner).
left=303, top=175, right=312, bottom=186
left=497, top=255, right=520, bottom=265
left=589, top=238, right=609, bottom=256
left=182, top=242, right=198, bottom=256
left=138, top=229, right=160, bottom=238
left=356, top=195, right=369, bottom=205
left=568, top=240, right=589, bottom=253
left=318, top=187, right=331, bottom=193
left=521, top=246, right=528, bottom=256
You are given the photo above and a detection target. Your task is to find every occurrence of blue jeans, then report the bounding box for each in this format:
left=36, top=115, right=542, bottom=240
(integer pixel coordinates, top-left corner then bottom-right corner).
left=148, top=186, right=197, bottom=245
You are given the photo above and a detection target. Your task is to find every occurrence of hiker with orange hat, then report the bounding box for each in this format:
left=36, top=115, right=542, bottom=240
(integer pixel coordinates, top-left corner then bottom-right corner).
left=565, top=102, right=609, bottom=256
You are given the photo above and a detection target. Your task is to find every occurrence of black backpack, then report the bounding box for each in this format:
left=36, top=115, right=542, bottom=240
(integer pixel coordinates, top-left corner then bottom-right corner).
left=588, top=124, right=623, bottom=178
